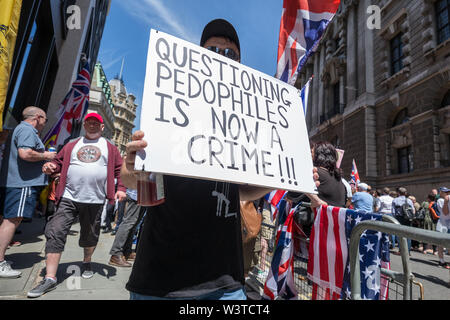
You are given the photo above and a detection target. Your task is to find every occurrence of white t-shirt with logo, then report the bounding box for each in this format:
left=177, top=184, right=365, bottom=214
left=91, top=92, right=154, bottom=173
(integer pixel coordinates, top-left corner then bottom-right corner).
left=63, top=137, right=108, bottom=204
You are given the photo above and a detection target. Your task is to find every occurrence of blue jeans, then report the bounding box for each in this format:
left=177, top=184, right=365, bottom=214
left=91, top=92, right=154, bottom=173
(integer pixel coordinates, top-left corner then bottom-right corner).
left=130, top=288, right=247, bottom=300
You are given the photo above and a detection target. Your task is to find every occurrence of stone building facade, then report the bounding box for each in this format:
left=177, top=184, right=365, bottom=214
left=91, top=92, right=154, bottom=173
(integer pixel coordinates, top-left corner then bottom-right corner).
left=84, top=62, right=115, bottom=139
left=302, top=0, right=450, bottom=199
left=109, top=77, right=136, bottom=155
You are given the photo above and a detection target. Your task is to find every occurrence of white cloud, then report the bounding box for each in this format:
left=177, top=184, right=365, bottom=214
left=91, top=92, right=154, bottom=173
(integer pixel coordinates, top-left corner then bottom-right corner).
left=118, top=0, right=197, bottom=43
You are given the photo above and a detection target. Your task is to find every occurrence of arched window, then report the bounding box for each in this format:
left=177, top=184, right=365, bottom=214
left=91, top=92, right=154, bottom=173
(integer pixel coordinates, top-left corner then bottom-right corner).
left=392, top=108, right=409, bottom=127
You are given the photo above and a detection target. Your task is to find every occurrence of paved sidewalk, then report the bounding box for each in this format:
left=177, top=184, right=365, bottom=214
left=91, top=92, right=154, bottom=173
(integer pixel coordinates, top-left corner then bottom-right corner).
left=0, top=216, right=133, bottom=300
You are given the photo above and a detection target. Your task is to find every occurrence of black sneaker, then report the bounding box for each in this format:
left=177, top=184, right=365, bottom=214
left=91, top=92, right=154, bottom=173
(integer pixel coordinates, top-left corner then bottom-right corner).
left=27, top=278, right=57, bottom=298
left=81, top=263, right=94, bottom=279
left=438, top=261, right=450, bottom=269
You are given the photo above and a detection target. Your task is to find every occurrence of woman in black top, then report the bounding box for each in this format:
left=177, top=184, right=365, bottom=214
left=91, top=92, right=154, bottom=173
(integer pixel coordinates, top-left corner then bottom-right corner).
left=312, top=142, right=347, bottom=208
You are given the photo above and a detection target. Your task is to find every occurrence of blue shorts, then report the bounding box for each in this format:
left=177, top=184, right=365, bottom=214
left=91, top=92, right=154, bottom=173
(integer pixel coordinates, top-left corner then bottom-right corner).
left=1, top=187, right=39, bottom=219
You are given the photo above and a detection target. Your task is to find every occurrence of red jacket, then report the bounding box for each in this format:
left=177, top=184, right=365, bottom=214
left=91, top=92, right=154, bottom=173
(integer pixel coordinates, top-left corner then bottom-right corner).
left=50, top=137, right=126, bottom=205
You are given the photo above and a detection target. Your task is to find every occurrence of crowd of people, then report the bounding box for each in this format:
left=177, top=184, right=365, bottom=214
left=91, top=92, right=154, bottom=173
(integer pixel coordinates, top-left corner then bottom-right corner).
left=310, top=142, right=450, bottom=269
left=0, top=19, right=448, bottom=302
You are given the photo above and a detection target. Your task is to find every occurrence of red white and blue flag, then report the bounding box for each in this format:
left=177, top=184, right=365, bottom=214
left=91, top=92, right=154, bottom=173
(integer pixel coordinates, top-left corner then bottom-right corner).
left=264, top=190, right=288, bottom=221
left=43, top=63, right=91, bottom=149
left=351, top=159, right=360, bottom=186
left=276, top=0, right=341, bottom=85
left=307, top=205, right=390, bottom=300
left=263, top=200, right=298, bottom=300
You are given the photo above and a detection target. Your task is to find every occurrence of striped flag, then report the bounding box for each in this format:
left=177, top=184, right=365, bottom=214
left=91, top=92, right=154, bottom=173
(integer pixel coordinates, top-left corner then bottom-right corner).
left=351, top=159, right=360, bottom=185
left=276, top=0, right=341, bottom=85
left=263, top=200, right=298, bottom=300
left=43, top=62, right=91, bottom=149
left=307, top=205, right=391, bottom=300
left=307, top=205, right=347, bottom=300
left=264, top=190, right=288, bottom=221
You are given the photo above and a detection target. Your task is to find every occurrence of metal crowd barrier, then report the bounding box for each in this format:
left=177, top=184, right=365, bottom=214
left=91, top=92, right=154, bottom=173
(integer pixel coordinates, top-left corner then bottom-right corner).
left=349, top=215, right=450, bottom=300
left=246, top=204, right=450, bottom=300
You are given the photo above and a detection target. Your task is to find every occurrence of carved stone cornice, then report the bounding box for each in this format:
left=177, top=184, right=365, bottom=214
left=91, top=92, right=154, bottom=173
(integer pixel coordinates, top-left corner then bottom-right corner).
left=335, top=0, right=359, bottom=21
left=390, top=122, right=413, bottom=149
left=320, top=56, right=347, bottom=85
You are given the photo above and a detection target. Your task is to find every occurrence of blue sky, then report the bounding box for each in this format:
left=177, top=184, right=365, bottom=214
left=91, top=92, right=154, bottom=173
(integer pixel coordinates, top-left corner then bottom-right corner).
left=97, top=0, right=283, bottom=131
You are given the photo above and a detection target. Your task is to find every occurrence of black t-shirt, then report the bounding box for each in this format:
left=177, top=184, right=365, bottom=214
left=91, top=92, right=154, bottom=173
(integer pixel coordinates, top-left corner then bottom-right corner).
left=317, top=167, right=346, bottom=207
left=126, top=175, right=244, bottom=298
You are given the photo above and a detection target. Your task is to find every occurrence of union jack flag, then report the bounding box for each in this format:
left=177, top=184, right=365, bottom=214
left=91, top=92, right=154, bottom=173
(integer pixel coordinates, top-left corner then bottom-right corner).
left=307, top=205, right=390, bottom=300
left=43, top=63, right=91, bottom=149
left=276, top=0, right=341, bottom=85
left=263, top=199, right=298, bottom=300
left=264, top=190, right=288, bottom=221
left=351, top=159, right=360, bottom=185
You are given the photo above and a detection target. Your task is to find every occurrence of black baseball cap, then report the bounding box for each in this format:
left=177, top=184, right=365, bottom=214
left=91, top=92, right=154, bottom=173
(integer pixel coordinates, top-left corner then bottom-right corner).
left=200, top=19, right=240, bottom=53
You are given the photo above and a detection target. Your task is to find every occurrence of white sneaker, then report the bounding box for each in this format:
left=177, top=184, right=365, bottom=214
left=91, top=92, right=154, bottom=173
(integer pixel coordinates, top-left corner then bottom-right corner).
left=0, top=260, right=22, bottom=278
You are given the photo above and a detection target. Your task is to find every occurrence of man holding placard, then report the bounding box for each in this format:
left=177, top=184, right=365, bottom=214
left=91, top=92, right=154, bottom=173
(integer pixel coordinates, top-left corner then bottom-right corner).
left=121, top=19, right=322, bottom=300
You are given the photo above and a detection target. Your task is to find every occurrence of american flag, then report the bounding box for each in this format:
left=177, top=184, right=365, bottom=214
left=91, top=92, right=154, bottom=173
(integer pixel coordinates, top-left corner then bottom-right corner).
left=351, top=159, right=360, bottom=185
left=263, top=199, right=298, bottom=300
left=264, top=190, right=288, bottom=221
left=340, top=209, right=391, bottom=300
left=276, top=0, right=341, bottom=85
left=43, top=63, right=91, bottom=149
left=307, top=205, right=390, bottom=300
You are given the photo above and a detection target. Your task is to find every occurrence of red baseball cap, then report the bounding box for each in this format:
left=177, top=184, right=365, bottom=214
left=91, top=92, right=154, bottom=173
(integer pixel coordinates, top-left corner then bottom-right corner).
left=84, top=112, right=103, bottom=123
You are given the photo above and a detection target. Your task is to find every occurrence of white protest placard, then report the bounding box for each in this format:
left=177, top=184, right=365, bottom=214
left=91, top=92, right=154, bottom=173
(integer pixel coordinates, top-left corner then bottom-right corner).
left=135, top=29, right=317, bottom=194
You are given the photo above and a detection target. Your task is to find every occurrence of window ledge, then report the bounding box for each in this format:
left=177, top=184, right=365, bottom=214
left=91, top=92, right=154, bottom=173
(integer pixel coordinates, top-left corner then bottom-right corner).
left=381, top=67, right=410, bottom=89
left=424, top=38, right=450, bottom=60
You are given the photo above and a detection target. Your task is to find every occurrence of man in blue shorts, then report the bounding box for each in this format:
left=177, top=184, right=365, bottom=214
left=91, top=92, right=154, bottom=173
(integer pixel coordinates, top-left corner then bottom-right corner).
left=0, top=107, right=56, bottom=278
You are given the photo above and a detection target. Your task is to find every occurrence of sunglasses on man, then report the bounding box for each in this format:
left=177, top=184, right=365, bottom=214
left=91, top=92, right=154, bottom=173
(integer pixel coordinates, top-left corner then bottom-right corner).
left=206, top=46, right=240, bottom=61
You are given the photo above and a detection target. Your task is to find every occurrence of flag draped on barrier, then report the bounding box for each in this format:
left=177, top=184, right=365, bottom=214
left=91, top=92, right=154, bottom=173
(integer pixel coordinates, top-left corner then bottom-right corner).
left=43, top=63, right=91, bottom=149
left=0, top=0, right=22, bottom=131
left=276, top=0, right=341, bottom=85
left=263, top=200, right=298, bottom=300
left=307, top=205, right=390, bottom=300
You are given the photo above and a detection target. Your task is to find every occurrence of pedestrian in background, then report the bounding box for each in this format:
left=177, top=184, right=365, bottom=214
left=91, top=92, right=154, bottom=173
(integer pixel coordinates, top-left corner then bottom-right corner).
left=378, top=187, right=394, bottom=215
left=109, top=189, right=146, bottom=267
left=391, top=187, right=415, bottom=255
left=436, top=187, right=450, bottom=269
left=408, top=195, right=423, bottom=252
left=351, top=183, right=374, bottom=213
left=422, top=193, right=437, bottom=255
left=0, top=107, right=56, bottom=278
left=372, top=189, right=381, bottom=212
left=27, top=113, right=126, bottom=298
